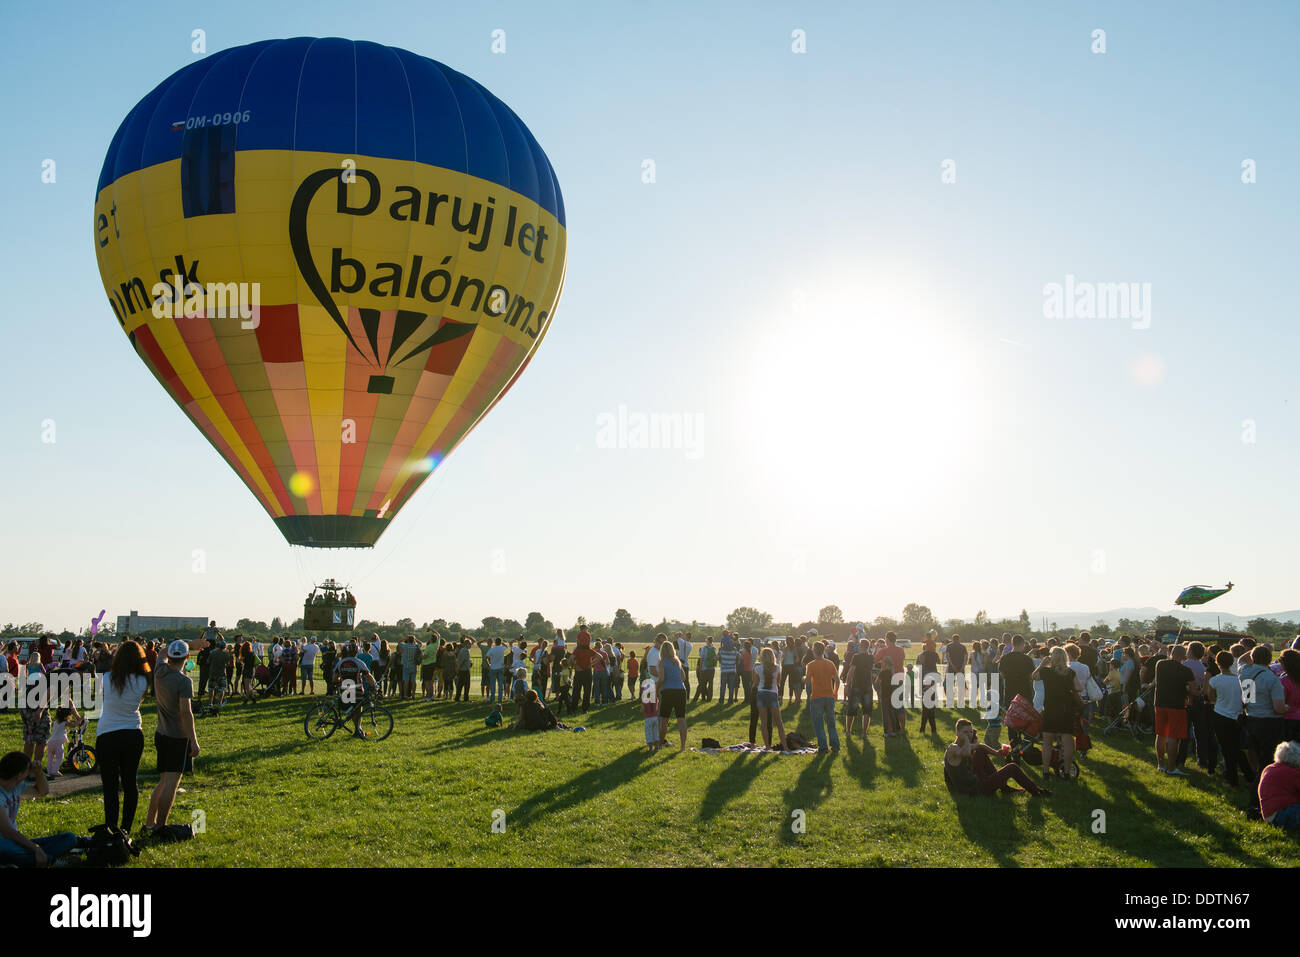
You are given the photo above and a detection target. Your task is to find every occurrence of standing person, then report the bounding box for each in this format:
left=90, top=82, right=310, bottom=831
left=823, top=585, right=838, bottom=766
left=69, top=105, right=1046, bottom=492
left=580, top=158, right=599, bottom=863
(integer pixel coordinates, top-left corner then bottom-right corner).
left=196, top=638, right=212, bottom=698
left=998, top=635, right=1035, bottom=709
left=946, top=634, right=968, bottom=709
left=251, top=635, right=264, bottom=668
left=570, top=633, right=595, bottom=713
left=676, top=632, right=693, bottom=700
left=428, top=634, right=449, bottom=702
left=610, top=644, right=625, bottom=701
left=142, top=641, right=199, bottom=838
left=843, top=643, right=874, bottom=739
left=454, top=638, right=473, bottom=702
left=718, top=635, right=738, bottom=705
left=753, top=647, right=787, bottom=750
left=281, top=640, right=299, bottom=695
left=1180, top=641, right=1216, bottom=773
left=591, top=640, right=611, bottom=706
left=482, top=638, right=509, bottom=703
left=641, top=676, right=661, bottom=753
left=655, top=641, right=689, bottom=751
left=1276, top=648, right=1300, bottom=744
left=1239, top=645, right=1288, bottom=799
left=239, top=641, right=257, bottom=701
left=1033, top=647, right=1083, bottom=781
left=320, top=641, right=337, bottom=692
left=300, top=636, right=320, bottom=695
left=1153, top=645, right=1195, bottom=776
left=627, top=651, right=640, bottom=700
left=206, top=640, right=230, bottom=712
left=696, top=636, right=717, bottom=703
left=875, top=633, right=908, bottom=737
left=917, top=636, right=942, bottom=735
left=739, top=638, right=755, bottom=704
left=1207, top=650, right=1251, bottom=788
left=549, top=634, right=566, bottom=700
left=20, top=653, right=50, bottom=771
left=96, top=640, right=150, bottom=835
left=805, top=641, right=841, bottom=753
left=790, top=637, right=809, bottom=706
left=440, top=640, right=457, bottom=700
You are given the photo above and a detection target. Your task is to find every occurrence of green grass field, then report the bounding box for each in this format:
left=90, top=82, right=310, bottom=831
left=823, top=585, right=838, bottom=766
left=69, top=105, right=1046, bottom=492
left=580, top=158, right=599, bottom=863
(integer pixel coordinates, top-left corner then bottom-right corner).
left=15, top=686, right=1300, bottom=868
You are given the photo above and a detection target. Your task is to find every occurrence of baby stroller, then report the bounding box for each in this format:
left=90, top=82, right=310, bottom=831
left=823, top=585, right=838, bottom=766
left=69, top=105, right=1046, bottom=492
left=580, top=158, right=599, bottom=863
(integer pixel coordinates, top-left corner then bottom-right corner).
left=251, top=663, right=285, bottom=700
left=1004, top=694, right=1089, bottom=780
left=1102, top=682, right=1154, bottom=739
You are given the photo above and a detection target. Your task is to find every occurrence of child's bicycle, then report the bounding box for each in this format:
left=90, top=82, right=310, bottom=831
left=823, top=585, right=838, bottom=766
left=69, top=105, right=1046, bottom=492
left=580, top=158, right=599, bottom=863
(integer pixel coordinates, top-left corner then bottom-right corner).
left=63, top=723, right=97, bottom=775
left=304, top=689, right=393, bottom=741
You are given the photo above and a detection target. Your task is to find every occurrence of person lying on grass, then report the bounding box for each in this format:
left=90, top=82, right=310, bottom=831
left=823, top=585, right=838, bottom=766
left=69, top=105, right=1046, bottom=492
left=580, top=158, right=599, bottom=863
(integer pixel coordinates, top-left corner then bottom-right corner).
left=943, top=719, right=1052, bottom=798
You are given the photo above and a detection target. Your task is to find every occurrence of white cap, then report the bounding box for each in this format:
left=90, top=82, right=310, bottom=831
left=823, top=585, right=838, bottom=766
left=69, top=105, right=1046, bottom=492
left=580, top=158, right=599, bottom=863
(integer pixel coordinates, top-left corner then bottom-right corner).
left=167, top=640, right=190, bottom=659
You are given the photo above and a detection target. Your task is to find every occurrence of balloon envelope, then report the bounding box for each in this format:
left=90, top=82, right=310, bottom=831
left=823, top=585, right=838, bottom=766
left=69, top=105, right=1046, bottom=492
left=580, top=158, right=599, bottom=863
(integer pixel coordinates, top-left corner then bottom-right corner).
left=95, top=38, right=566, bottom=547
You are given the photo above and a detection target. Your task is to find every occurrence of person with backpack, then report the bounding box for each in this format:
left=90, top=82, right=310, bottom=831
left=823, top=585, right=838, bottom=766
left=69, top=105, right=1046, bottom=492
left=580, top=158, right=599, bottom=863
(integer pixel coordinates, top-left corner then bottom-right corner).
left=332, top=642, right=378, bottom=738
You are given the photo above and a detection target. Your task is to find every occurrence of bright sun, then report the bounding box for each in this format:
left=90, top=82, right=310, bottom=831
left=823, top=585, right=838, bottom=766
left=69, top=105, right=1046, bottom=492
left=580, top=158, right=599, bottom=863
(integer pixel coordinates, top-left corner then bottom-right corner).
left=731, top=266, right=982, bottom=521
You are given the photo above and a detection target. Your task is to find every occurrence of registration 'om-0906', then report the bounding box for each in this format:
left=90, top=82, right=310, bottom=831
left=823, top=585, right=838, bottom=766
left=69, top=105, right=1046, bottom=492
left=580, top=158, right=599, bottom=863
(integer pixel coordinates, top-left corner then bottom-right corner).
left=177, top=111, right=252, bottom=130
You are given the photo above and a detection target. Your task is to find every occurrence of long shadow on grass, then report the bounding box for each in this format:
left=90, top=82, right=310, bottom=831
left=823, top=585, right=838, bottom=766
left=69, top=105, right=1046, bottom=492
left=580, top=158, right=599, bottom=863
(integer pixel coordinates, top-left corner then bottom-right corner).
left=952, top=792, right=1026, bottom=866
left=778, top=752, right=835, bottom=844
left=698, top=752, right=780, bottom=823
left=880, top=734, right=922, bottom=788
left=508, top=747, right=657, bottom=829
left=1070, top=737, right=1274, bottom=867
left=843, top=734, right=877, bottom=788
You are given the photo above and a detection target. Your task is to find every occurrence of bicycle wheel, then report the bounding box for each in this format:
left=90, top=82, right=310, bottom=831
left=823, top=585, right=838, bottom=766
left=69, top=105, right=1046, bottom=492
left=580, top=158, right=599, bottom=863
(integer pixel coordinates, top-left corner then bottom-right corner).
left=304, top=701, right=340, bottom=740
left=69, top=745, right=97, bottom=775
left=360, top=704, right=394, bottom=741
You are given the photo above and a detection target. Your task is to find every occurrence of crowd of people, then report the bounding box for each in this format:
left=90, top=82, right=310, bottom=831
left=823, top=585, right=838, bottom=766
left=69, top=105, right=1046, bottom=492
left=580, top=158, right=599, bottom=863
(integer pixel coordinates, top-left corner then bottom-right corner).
left=4, top=622, right=1299, bottom=867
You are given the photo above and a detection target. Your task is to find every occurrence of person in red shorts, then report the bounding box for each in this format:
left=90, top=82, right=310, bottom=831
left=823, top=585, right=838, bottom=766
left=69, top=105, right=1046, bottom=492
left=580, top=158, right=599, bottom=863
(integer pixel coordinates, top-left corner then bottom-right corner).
left=1153, top=644, right=1195, bottom=776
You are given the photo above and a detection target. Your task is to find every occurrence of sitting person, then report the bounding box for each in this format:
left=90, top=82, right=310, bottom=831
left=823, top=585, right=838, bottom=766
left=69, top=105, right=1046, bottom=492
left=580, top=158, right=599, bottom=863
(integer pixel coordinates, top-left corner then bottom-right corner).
left=1259, top=740, right=1300, bottom=831
left=514, top=690, right=559, bottom=731
left=944, top=719, right=1052, bottom=798
left=0, top=751, right=81, bottom=866
left=485, top=703, right=504, bottom=728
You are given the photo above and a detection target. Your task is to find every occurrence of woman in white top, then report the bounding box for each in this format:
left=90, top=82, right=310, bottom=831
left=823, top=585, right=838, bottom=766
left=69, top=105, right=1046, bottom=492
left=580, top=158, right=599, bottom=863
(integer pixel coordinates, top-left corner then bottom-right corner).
left=1206, top=650, right=1250, bottom=787
left=96, top=641, right=150, bottom=833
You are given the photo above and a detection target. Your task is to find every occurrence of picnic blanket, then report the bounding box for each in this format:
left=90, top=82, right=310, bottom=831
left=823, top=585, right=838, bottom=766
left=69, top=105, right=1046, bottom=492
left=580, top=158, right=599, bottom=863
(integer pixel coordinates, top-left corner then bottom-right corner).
left=691, top=742, right=822, bottom=755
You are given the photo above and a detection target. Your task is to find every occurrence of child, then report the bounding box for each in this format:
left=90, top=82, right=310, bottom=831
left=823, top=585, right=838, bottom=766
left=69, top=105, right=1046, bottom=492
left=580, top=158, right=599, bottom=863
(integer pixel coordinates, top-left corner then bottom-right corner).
left=627, top=652, right=640, bottom=698
left=485, top=703, right=503, bottom=728
left=510, top=668, right=529, bottom=719
left=46, top=703, right=81, bottom=777
left=556, top=656, right=573, bottom=714
left=642, top=678, right=660, bottom=752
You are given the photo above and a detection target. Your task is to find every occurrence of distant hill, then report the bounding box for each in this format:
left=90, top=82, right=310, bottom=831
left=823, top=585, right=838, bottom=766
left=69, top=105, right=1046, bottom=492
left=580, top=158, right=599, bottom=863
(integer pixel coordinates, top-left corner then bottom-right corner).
left=1026, top=607, right=1300, bottom=631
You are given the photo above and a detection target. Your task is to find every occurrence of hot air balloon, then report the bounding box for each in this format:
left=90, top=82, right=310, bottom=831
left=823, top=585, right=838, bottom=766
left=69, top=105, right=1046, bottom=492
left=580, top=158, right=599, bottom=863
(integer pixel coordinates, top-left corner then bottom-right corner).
left=94, top=38, right=566, bottom=548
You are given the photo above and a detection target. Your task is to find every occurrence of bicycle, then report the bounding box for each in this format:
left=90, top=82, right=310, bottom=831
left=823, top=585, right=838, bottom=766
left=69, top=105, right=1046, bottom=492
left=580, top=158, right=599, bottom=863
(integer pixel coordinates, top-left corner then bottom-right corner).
left=304, top=689, right=393, bottom=741
left=63, top=723, right=97, bottom=775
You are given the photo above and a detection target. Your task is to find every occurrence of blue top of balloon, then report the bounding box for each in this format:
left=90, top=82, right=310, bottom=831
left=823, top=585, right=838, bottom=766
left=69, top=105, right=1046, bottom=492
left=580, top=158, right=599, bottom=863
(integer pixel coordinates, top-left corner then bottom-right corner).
left=97, top=37, right=565, bottom=226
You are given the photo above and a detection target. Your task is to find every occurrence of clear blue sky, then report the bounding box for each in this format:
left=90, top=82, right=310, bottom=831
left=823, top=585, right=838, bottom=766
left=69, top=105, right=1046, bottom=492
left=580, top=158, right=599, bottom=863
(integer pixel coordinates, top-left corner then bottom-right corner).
left=2, top=1, right=1297, bottom=633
